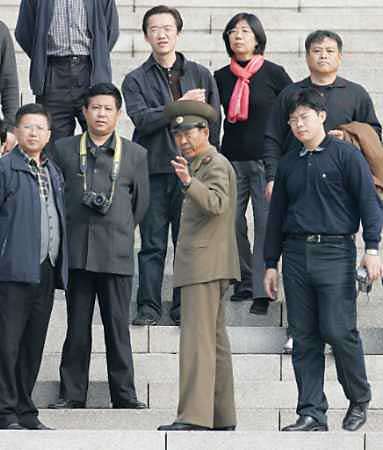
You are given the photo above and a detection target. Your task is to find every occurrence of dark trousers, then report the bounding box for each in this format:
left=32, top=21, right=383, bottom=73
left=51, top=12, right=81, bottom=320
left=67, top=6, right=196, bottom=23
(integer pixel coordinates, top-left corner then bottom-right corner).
left=0, top=259, right=55, bottom=427
left=231, top=161, right=269, bottom=298
left=36, top=56, right=90, bottom=141
left=59, top=270, right=137, bottom=405
left=282, top=238, right=371, bottom=425
left=137, top=173, right=183, bottom=320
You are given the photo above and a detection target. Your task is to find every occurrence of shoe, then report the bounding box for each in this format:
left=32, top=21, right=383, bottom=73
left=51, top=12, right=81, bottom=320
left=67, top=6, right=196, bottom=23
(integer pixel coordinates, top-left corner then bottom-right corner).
left=249, top=298, right=271, bottom=315
left=230, top=290, right=252, bottom=302
left=342, top=402, right=368, bottom=431
left=214, top=425, right=236, bottom=431
left=170, top=314, right=181, bottom=326
left=157, top=422, right=210, bottom=431
left=282, top=415, right=328, bottom=431
left=48, top=398, right=85, bottom=409
left=0, top=422, right=26, bottom=430
left=283, top=336, right=293, bottom=354
left=19, top=418, right=53, bottom=430
left=113, top=399, right=147, bottom=409
left=132, top=314, right=158, bottom=326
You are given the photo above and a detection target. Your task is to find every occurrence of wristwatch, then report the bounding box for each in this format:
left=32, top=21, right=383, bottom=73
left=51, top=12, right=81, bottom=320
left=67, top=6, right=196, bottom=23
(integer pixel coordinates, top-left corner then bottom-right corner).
left=366, top=249, right=379, bottom=256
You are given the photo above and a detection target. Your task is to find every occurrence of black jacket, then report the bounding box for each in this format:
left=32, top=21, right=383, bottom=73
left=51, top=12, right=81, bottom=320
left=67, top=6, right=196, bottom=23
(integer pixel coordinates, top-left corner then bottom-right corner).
left=122, top=53, right=221, bottom=174
left=15, top=0, right=119, bottom=96
left=0, top=148, right=68, bottom=288
left=0, top=21, right=19, bottom=128
left=264, top=76, right=382, bottom=181
left=214, top=59, right=292, bottom=162
left=52, top=134, right=149, bottom=275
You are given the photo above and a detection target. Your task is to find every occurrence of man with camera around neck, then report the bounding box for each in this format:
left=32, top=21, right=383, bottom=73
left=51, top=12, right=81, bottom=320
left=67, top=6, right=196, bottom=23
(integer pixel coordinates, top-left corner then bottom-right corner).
left=48, top=83, right=150, bottom=410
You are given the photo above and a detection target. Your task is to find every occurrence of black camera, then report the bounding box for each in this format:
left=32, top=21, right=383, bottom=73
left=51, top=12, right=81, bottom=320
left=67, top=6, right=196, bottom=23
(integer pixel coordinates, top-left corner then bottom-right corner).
left=82, top=191, right=111, bottom=215
left=356, top=267, right=373, bottom=294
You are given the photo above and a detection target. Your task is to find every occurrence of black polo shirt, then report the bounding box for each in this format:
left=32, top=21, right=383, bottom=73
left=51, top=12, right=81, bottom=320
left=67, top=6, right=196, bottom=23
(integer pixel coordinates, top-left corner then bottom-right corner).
left=264, top=135, right=383, bottom=268
left=263, top=76, right=382, bottom=181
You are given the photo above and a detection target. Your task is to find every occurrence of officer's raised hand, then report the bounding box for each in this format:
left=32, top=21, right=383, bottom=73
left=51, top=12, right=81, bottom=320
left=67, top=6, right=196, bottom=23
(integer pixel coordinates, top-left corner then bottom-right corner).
left=171, top=155, right=191, bottom=186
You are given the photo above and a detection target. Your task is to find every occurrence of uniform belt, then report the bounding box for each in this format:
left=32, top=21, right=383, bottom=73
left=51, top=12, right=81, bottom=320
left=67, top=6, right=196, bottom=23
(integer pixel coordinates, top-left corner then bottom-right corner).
left=287, top=234, right=353, bottom=243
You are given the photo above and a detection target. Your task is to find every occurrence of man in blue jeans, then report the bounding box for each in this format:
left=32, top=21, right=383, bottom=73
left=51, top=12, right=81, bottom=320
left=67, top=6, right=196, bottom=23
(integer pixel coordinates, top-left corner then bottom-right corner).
left=264, top=89, right=383, bottom=432
left=122, top=5, right=220, bottom=325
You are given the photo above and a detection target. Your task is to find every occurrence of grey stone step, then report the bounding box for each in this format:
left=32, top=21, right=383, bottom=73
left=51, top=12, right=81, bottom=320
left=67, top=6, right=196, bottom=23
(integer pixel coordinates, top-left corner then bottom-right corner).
left=166, top=431, right=365, bottom=450
left=38, top=408, right=278, bottom=430
left=31, top=380, right=383, bottom=409
left=37, top=353, right=383, bottom=383
left=0, top=431, right=163, bottom=450
left=35, top=408, right=383, bottom=431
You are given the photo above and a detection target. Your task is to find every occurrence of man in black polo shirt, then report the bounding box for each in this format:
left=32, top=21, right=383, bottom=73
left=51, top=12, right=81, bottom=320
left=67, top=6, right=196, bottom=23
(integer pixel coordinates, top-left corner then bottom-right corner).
left=263, top=29, right=382, bottom=354
left=264, top=88, right=383, bottom=432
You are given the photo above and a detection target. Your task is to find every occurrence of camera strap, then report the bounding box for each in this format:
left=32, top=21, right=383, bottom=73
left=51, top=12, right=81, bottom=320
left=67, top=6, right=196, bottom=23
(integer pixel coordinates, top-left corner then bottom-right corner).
left=79, top=131, right=122, bottom=204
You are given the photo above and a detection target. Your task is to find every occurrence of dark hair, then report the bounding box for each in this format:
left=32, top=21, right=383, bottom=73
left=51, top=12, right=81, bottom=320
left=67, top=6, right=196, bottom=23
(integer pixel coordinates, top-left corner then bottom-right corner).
left=222, top=13, right=266, bottom=57
left=305, top=30, right=343, bottom=53
left=83, top=83, right=122, bottom=110
left=142, top=5, right=183, bottom=35
left=287, top=88, right=327, bottom=116
left=15, top=103, right=52, bottom=128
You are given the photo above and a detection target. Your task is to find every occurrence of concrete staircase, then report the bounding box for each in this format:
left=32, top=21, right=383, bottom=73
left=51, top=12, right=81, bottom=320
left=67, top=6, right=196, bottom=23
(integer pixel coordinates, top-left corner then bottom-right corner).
left=1, top=0, right=383, bottom=448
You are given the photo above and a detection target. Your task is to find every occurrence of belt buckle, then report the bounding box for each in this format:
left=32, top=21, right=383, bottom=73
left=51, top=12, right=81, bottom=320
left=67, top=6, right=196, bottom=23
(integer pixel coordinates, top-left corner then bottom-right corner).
left=72, top=56, right=80, bottom=64
left=307, top=234, right=321, bottom=243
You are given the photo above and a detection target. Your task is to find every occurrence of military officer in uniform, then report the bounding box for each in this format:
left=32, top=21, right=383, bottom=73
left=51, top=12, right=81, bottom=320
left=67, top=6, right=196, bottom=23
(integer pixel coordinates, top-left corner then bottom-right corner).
left=158, top=100, right=240, bottom=431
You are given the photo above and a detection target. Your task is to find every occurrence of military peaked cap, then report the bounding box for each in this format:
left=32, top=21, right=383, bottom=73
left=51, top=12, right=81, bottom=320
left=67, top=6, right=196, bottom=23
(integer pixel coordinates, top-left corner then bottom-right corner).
left=165, top=100, right=218, bottom=132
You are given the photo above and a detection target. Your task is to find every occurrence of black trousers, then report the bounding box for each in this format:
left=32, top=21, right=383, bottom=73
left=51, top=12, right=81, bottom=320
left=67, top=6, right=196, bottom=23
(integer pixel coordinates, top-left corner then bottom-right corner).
left=36, top=56, right=90, bottom=141
left=0, top=259, right=55, bottom=427
left=137, top=173, right=182, bottom=321
left=282, top=238, right=371, bottom=425
left=59, top=270, right=137, bottom=405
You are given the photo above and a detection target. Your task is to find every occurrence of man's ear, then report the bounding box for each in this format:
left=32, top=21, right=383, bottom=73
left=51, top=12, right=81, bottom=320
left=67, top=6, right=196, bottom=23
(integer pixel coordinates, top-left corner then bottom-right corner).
left=319, top=110, right=327, bottom=124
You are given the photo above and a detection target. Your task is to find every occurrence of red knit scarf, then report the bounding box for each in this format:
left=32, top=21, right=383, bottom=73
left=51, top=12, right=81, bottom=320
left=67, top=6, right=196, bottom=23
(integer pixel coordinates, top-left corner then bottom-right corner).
left=227, top=55, right=265, bottom=123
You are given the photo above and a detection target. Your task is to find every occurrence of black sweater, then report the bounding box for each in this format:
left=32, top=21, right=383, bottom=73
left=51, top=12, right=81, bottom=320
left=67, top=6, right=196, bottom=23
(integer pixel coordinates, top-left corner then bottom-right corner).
left=214, top=59, right=292, bottom=162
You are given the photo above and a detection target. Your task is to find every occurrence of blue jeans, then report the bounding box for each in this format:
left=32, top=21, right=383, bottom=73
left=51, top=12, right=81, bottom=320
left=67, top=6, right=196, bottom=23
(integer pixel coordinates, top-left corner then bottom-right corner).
left=136, top=173, right=182, bottom=320
left=231, top=161, right=269, bottom=298
left=282, top=237, right=371, bottom=425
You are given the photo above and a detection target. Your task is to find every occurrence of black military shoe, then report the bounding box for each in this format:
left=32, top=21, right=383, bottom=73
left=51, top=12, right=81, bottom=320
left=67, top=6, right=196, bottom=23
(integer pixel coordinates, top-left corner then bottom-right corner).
left=214, top=425, right=236, bottom=431
left=19, top=418, right=53, bottom=430
left=230, top=290, right=252, bottom=302
left=282, top=415, right=328, bottom=432
left=157, top=422, right=210, bottom=431
left=112, top=399, right=147, bottom=409
left=342, top=402, right=368, bottom=431
left=249, top=297, right=271, bottom=315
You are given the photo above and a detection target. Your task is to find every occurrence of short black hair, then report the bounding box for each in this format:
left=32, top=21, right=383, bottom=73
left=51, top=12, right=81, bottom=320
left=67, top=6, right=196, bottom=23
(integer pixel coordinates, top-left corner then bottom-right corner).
left=83, top=83, right=122, bottom=110
left=287, top=88, right=327, bottom=116
left=142, top=5, right=183, bottom=35
left=305, top=30, right=343, bottom=53
left=222, top=13, right=266, bottom=57
left=15, top=103, right=52, bottom=129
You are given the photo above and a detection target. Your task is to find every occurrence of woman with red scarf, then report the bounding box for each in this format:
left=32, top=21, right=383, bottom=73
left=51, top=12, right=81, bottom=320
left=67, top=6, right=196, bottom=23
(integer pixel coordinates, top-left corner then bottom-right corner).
left=214, top=13, right=292, bottom=316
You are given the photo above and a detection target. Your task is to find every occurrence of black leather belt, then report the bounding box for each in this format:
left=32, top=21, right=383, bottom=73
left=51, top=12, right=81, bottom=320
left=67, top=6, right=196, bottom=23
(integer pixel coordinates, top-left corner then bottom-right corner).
left=48, top=55, right=90, bottom=64
left=287, top=234, right=353, bottom=243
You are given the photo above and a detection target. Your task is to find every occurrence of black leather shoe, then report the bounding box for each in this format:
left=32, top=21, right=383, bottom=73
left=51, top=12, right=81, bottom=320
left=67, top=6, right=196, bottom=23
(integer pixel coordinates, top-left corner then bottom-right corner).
left=157, top=422, right=210, bottom=431
left=342, top=402, right=368, bottom=431
left=48, top=398, right=85, bottom=409
left=19, top=419, right=53, bottom=430
left=282, top=416, right=328, bottom=431
left=249, top=298, right=271, bottom=315
left=214, top=425, right=236, bottom=431
left=132, top=314, right=158, bottom=326
left=0, top=422, right=26, bottom=430
left=113, top=399, right=147, bottom=409
left=230, top=290, right=252, bottom=302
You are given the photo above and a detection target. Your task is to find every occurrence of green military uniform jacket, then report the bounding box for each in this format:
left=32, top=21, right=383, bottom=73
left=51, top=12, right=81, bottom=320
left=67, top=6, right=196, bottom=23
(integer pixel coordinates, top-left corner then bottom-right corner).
left=173, top=146, right=240, bottom=287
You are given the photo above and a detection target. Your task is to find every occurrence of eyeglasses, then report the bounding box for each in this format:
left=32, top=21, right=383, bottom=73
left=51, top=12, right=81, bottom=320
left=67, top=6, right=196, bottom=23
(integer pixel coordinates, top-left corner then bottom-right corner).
left=288, top=112, right=318, bottom=127
left=19, top=124, right=49, bottom=132
left=226, top=28, right=253, bottom=37
left=147, top=25, right=177, bottom=36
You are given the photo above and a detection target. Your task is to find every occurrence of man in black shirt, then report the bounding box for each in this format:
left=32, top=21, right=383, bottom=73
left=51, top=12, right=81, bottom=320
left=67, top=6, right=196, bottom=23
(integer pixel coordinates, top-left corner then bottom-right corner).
left=263, top=29, right=382, bottom=354
left=264, top=89, right=383, bottom=432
